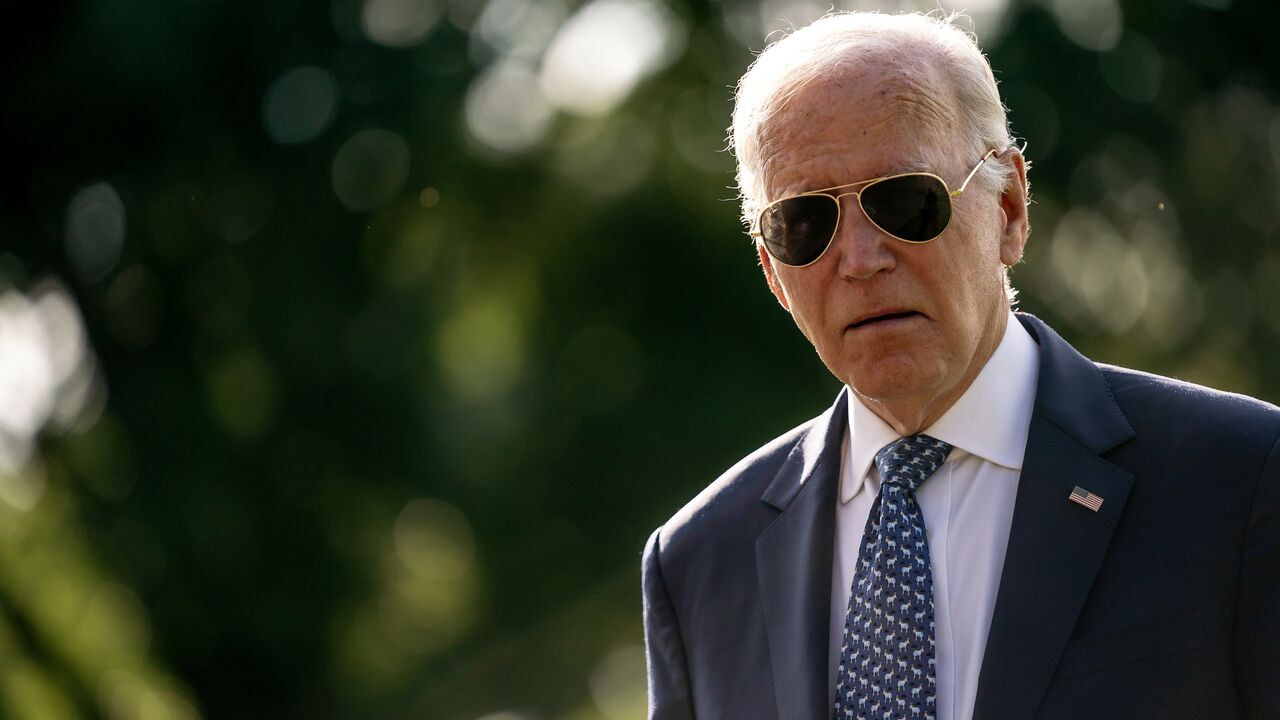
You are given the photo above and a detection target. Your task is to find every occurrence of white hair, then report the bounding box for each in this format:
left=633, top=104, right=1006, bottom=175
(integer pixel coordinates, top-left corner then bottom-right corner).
left=729, top=11, right=1017, bottom=232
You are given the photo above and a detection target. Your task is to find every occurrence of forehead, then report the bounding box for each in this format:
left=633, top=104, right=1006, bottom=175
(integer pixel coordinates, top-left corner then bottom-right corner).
left=757, top=64, right=960, bottom=197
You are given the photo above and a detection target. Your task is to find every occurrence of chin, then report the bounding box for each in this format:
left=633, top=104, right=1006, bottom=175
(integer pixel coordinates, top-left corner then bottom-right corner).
left=837, top=355, right=943, bottom=405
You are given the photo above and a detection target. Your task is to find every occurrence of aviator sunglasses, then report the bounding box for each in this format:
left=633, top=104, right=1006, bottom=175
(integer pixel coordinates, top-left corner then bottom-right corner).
left=752, top=148, right=1000, bottom=267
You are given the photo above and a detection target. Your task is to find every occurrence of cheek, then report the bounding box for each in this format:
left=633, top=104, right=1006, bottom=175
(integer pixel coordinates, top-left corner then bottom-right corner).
left=778, top=275, right=835, bottom=347
left=789, top=294, right=826, bottom=343
left=945, top=220, right=1005, bottom=297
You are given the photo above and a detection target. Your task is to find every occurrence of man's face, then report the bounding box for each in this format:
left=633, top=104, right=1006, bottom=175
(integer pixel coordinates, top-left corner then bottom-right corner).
left=754, top=67, right=1028, bottom=431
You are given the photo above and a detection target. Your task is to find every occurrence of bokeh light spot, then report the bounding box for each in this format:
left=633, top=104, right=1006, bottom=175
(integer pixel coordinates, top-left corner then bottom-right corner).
left=0, top=658, right=79, bottom=720
left=540, top=0, right=685, bottom=117
left=739, top=0, right=1011, bottom=45
left=1050, top=0, right=1122, bottom=52
left=263, top=66, right=340, bottom=145
left=332, top=129, right=411, bottom=212
left=333, top=498, right=480, bottom=693
left=0, top=282, right=98, bottom=475
left=588, top=644, right=648, bottom=720
left=1099, top=32, right=1163, bottom=103
left=385, top=570, right=476, bottom=654
left=470, top=0, right=567, bottom=64
left=436, top=295, right=528, bottom=400
left=757, top=0, right=830, bottom=39
left=205, top=348, right=279, bottom=439
left=464, top=60, right=554, bottom=155
left=65, top=183, right=126, bottom=283
left=99, top=668, right=202, bottom=720
left=34, top=289, right=86, bottom=383
left=1049, top=208, right=1149, bottom=334
left=78, top=582, right=151, bottom=658
left=393, top=498, right=475, bottom=581
left=0, top=463, right=46, bottom=512
left=554, top=115, right=656, bottom=197
left=335, top=603, right=405, bottom=691
left=0, top=293, right=57, bottom=459
left=361, top=0, right=444, bottom=47
left=360, top=200, right=441, bottom=291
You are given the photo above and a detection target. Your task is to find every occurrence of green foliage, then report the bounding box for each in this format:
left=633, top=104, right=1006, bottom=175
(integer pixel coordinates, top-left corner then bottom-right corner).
left=2, top=0, right=1278, bottom=718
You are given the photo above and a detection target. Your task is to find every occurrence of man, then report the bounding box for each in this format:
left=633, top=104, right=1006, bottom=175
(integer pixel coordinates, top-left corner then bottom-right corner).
left=642, top=11, right=1279, bottom=720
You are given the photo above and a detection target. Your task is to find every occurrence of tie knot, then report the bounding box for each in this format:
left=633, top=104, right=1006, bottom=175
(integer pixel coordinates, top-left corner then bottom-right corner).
left=874, top=434, right=953, bottom=494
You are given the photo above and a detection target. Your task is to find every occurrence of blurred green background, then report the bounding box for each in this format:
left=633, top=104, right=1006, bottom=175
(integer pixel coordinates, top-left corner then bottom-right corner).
left=1, top=0, right=1277, bottom=717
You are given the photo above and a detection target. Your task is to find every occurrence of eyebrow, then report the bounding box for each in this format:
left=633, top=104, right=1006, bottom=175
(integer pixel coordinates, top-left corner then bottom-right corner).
left=786, top=160, right=937, bottom=196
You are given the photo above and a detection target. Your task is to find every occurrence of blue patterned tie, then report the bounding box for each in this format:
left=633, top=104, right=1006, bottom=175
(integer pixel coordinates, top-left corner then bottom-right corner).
left=834, top=435, right=953, bottom=720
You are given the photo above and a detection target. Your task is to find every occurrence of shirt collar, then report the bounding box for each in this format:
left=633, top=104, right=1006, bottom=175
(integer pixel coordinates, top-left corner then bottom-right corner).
left=841, top=311, right=1040, bottom=503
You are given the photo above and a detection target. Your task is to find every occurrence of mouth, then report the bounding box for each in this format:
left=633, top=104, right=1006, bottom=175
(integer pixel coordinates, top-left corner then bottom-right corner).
left=848, top=310, right=924, bottom=330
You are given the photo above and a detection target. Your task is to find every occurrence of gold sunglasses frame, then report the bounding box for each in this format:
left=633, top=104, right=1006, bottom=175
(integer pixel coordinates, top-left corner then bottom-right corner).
left=752, top=148, right=999, bottom=268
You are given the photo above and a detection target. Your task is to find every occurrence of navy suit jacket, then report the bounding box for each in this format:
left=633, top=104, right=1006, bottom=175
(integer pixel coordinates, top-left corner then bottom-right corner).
left=643, top=314, right=1280, bottom=719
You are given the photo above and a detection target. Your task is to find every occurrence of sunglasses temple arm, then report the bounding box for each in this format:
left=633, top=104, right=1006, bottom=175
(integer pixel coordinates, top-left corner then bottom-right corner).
left=951, top=148, right=998, bottom=197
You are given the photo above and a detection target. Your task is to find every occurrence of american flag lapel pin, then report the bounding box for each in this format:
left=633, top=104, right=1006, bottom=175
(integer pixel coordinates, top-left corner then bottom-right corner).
left=1069, top=485, right=1104, bottom=512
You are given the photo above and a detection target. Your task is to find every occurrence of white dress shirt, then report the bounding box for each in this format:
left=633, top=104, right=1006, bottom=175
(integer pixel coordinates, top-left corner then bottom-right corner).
left=828, top=312, right=1040, bottom=720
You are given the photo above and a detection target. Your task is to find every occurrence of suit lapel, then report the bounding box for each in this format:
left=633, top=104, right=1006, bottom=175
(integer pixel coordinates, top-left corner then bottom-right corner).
left=756, top=389, right=847, bottom=720
left=972, top=314, right=1136, bottom=720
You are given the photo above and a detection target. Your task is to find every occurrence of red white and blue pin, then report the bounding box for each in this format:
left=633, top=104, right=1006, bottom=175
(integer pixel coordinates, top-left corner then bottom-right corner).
left=1068, top=485, right=1104, bottom=512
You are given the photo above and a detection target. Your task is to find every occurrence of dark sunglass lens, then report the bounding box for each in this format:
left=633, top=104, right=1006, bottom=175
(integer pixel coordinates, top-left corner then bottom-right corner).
left=860, top=175, right=951, bottom=242
left=760, top=195, right=839, bottom=265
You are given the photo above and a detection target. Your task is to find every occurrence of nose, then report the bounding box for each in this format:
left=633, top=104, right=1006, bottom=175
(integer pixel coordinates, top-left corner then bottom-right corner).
left=830, top=194, right=897, bottom=279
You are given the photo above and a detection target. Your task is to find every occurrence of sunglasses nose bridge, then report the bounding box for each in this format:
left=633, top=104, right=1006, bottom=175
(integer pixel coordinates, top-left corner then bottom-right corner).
left=826, top=189, right=897, bottom=278
left=828, top=189, right=862, bottom=237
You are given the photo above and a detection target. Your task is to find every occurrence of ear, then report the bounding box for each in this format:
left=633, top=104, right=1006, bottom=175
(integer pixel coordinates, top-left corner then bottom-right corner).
left=997, top=150, right=1030, bottom=267
left=756, top=242, right=791, bottom=311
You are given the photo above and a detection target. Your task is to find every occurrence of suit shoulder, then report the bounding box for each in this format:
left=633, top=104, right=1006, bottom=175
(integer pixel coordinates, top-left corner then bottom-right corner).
left=1099, top=362, right=1280, bottom=441
left=650, top=415, right=816, bottom=559
left=1099, top=363, right=1280, bottom=417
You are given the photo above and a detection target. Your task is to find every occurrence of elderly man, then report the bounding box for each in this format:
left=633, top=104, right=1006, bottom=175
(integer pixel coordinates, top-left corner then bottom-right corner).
left=642, top=11, right=1279, bottom=720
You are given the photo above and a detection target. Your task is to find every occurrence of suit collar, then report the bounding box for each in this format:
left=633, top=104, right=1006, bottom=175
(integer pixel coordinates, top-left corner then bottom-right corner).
left=1016, top=313, right=1135, bottom=452
left=755, top=387, right=846, bottom=720
left=972, top=313, right=1136, bottom=719
left=760, top=387, right=848, bottom=511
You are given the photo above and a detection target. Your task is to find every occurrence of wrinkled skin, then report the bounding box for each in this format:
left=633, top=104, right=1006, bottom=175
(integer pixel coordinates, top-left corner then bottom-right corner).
left=754, top=61, right=1030, bottom=435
